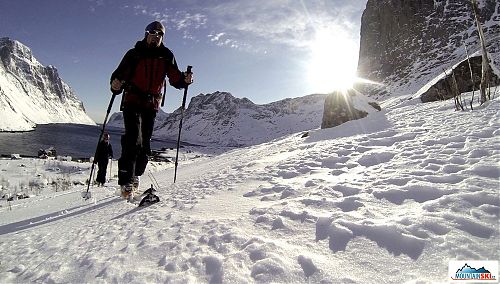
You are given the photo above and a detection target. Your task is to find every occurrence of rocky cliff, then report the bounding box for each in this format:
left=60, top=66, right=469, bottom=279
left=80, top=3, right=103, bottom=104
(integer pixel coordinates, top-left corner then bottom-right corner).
left=0, top=38, right=95, bottom=131
left=356, top=0, right=500, bottom=99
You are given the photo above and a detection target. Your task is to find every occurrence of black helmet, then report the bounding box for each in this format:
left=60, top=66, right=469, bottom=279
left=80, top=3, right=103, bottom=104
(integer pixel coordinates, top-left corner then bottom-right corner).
left=145, top=21, right=165, bottom=34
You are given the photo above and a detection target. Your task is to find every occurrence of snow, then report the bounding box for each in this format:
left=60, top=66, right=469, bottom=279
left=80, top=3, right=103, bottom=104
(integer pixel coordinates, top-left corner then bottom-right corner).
left=153, top=93, right=330, bottom=147
left=0, top=38, right=96, bottom=131
left=0, top=91, right=499, bottom=283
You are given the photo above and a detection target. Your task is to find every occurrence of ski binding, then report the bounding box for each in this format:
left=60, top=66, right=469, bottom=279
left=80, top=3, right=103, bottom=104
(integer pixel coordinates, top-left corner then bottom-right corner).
left=138, top=185, right=160, bottom=207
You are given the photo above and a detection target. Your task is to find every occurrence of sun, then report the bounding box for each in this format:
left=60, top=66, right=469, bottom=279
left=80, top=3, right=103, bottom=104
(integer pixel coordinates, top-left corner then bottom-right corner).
left=306, top=28, right=359, bottom=93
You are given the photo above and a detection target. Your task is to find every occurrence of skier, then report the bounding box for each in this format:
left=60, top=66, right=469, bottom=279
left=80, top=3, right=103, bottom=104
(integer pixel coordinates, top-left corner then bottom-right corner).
left=94, top=132, right=113, bottom=186
left=110, top=21, right=193, bottom=199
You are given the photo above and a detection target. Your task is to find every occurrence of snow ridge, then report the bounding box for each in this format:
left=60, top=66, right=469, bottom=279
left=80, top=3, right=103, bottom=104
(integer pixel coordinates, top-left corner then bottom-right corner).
left=109, top=91, right=328, bottom=147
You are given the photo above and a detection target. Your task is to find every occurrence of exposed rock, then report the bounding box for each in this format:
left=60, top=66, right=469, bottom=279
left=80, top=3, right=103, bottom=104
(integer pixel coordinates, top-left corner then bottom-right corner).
left=420, top=56, right=500, bottom=102
left=321, top=90, right=381, bottom=129
left=356, top=0, right=500, bottom=99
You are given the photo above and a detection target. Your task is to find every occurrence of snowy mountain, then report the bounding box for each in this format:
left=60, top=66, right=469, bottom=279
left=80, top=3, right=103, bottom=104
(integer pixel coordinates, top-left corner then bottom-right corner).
left=107, top=107, right=169, bottom=131
left=0, top=38, right=95, bottom=131
left=0, top=91, right=498, bottom=283
left=356, top=0, right=500, bottom=99
left=110, top=91, right=328, bottom=147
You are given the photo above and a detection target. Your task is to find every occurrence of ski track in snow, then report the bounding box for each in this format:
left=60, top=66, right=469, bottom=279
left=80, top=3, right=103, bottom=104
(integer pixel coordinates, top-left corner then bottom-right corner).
left=0, top=96, right=499, bottom=283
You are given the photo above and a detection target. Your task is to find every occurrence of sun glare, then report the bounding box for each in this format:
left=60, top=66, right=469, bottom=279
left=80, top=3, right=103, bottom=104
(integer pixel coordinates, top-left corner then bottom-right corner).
left=307, top=28, right=359, bottom=93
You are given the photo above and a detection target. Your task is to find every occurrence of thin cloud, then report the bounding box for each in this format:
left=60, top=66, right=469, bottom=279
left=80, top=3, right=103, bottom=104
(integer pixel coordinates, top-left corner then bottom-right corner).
left=172, top=11, right=207, bottom=30
left=128, top=5, right=207, bottom=40
left=88, top=0, right=105, bottom=13
left=207, top=33, right=241, bottom=49
left=208, top=33, right=225, bottom=42
left=127, top=0, right=366, bottom=51
left=205, top=0, right=366, bottom=51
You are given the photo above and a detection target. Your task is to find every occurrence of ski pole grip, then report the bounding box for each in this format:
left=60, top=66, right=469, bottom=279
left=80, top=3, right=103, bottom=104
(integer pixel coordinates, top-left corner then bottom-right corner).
left=111, top=80, right=126, bottom=95
left=186, top=65, right=192, bottom=74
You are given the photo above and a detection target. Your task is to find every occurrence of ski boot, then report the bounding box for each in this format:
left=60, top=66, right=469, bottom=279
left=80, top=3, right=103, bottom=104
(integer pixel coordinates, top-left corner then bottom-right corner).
left=132, top=176, right=140, bottom=191
left=120, top=184, right=133, bottom=200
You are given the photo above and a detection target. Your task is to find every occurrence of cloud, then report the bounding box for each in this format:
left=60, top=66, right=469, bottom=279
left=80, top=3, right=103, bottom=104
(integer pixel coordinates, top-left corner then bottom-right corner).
left=208, top=32, right=225, bottom=42
left=88, top=0, right=105, bottom=13
left=205, top=0, right=366, bottom=49
left=128, top=0, right=366, bottom=51
left=210, top=3, right=310, bottom=48
left=207, top=32, right=242, bottom=49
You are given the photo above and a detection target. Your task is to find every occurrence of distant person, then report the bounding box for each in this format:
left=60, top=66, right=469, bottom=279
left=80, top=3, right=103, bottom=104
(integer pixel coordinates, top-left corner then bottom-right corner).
left=110, top=21, right=193, bottom=199
left=95, top=133, right=113, bottom=186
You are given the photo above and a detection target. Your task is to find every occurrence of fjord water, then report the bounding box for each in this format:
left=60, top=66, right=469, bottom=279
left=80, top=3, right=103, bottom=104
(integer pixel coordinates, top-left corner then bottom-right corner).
left=0, top=124, right=177, bottom=159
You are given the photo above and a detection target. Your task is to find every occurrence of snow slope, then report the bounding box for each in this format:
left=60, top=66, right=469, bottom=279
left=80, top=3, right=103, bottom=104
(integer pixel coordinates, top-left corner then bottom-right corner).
left=0, top=92, right=498, bottom=283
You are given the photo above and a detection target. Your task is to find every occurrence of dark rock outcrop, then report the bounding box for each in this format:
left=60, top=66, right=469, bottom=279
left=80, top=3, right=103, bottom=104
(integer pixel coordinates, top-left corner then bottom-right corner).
left=321, top=91, right=381, bottom=129
left=420, top=56, right=500, bottom=102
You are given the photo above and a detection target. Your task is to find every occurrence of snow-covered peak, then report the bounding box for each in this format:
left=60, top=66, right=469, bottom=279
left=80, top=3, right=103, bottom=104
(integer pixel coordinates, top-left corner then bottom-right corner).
left=152, top=92, right=328, bottom=147
left=187, top=91, right=255, bottom=111
left=0, top=37, right=36, bottom=63
left=0, top=38, right=95, bottom=131
left=108, top=91, right=329, bottom=147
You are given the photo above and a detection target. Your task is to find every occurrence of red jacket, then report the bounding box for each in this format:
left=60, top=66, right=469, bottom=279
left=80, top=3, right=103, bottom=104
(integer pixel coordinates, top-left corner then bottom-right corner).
left=111, top=40, right=187, bottom=111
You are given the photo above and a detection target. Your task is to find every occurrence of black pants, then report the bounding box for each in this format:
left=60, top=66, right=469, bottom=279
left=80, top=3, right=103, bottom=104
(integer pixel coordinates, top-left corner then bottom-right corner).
left=96, top=159, right=108, bottom=184
left=118, top=108, right=156, bottom=186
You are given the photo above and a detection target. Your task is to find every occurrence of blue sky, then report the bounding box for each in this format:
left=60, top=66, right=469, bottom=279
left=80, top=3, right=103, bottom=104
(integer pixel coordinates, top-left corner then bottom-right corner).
left=0, top=0, right=367, bottom=122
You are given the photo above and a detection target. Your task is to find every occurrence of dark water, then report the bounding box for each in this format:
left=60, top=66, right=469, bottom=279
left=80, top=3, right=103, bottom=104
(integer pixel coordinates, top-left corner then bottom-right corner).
left=0, top=124, right=179, bottom=159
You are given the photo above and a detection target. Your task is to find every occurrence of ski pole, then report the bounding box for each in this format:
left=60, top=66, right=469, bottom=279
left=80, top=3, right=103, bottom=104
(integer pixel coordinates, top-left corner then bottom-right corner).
left=83, top=91, right=119, bottom=200
left=174, top=65, right=192, bottom=183
left=92, top=166, right=97, bottom=185
left=108, top=158, right=112, bottom=182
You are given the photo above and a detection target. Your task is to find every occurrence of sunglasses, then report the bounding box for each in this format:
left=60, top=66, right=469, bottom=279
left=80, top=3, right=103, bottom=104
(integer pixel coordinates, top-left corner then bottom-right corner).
left=146, top=30, right=164, bottom=37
